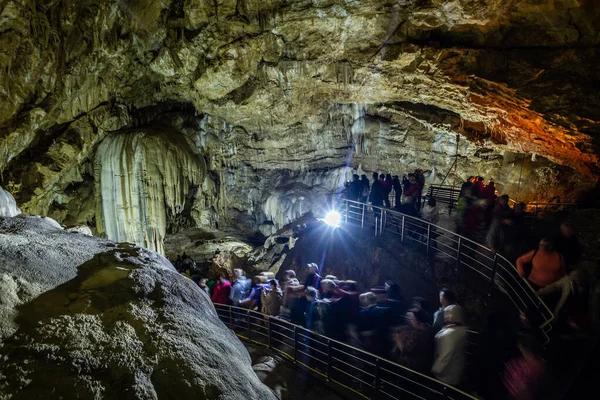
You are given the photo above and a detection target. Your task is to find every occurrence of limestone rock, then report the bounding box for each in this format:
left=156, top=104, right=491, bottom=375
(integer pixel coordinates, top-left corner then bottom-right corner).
left=0, top=216, right=274, bottom=399
left=0, top=186, right=20, bottom=217
left=94, top=130, right=206, bottom=254
left=66, top=225, right=93, bottom=236
left=0, top=0, right=599, bottom=253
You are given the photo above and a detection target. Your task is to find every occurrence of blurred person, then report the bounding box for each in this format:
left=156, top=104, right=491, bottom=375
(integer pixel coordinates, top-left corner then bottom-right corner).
left=211, top=274, right=232, bottom=305
left=304, top=262, right=321, bottom=288
left=471, top=176, right=484, bottom=197
left=347, top=174, right=362, bottom=202
left=487, top=216, right=517, bottom=259
left=405, top=174, right=421, bottom=202
left=517, top=238, right=566, bottom=290
left=398, top=196, right=419, bottom=218
left=261, top=279, right=283, bottom=316
left=503, top=334, right=546, bottom=400
left=230, top=268, right=251, bottom=307
left=393, top=309, right=434, bottom=374
left=199, top=278, right=210, bottom=296
left=433, top=288, right=457, bottom=332
left=383, top=173, right=393, bottom=207
left=421, top=197, right=439, bottom=225
left=240, top=275, right=269, bottom=311
left=392, top=175, right=402, bottom=209
left=432, top=305, right=468, bottom=386
left=492, top=195, right=511, bottom=220
left=460, top=177, right=474, bottom=197
left=359, top=174, right=370, bottom=202
left=536, top=269, right=592, bottom=331
left=555, top=222, right=582, bottom=271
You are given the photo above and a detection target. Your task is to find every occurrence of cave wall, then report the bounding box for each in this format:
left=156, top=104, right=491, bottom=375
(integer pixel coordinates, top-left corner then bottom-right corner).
left=1, top=0, right=599, bottom=250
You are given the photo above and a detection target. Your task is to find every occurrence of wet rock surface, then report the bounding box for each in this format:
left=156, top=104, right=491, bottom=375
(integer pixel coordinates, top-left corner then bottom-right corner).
left=0, top=217, right=275, bottom=400
left=1, top=1, right=599, bottom=252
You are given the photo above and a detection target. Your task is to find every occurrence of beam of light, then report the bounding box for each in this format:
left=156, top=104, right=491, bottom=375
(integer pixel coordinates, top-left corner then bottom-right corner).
left=323, top=210, right=341, bottom=228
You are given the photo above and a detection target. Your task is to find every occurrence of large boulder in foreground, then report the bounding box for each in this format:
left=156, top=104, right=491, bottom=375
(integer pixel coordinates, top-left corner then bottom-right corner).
left=0, top=217, right=274, bottom=399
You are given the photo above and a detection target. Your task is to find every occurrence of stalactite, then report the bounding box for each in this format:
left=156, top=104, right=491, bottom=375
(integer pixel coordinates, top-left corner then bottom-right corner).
left=94, top=130, right=205, bottom=254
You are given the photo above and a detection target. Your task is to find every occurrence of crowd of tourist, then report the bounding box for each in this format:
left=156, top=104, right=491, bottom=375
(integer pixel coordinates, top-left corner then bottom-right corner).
left=169, top=171, right=595, bottom=398
left=199, top=262, right=474, bottom=388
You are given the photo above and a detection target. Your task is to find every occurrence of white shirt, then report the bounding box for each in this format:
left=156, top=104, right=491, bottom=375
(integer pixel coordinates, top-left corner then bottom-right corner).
left=421, top=205, right=439, bottom=225
left=431, top=325, right=467, bottom=386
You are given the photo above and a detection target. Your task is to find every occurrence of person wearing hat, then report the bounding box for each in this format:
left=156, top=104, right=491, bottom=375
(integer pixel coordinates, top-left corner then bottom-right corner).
left=432, top=304, right=468, bottom=386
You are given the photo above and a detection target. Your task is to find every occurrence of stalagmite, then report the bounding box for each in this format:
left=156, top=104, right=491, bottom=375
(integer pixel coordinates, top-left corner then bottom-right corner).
left=94, top=131, right=205, bottom=254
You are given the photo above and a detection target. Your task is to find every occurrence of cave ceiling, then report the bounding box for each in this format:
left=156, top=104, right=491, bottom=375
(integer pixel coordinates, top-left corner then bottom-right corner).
left=1, top=0, right=600, bottom=215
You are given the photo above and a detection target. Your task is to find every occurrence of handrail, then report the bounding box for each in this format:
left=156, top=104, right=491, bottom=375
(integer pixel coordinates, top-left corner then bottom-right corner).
left=334, top=199, right=554, bottom=343
left=214, top=304, right=479, bottom=400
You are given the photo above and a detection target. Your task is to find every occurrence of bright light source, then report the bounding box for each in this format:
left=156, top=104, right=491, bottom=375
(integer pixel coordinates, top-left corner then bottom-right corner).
left=324, top=210, right=341, bottom=228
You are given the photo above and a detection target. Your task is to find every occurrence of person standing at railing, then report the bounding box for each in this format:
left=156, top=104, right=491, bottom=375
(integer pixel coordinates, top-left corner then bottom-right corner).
left=415, top=169, right=426, bottom=209
left=555, top=222, right=582, bottom=272
left=359, top=174, right=370, bottom=202
left=211, top=275, right=232, bottom=305
left=516, top=238, right=566, bottom=290
left=347, top=174, right=362, bottom=202
left=503, top=333, right=547, bottom=400
left=383, top=174, right=393, bottom=208
left=432, top=305, right=468, bottom=386
left=459, top=176, right=474, bottom=197
left=432, top=289, right=457, bottom=333
left=393, top=309, right=434, bottom=374
left=405, top=174, right=420, bottom=203
left=471, top=176, right=484, bottom=198
left=369, top=172, right=385, bottom=210
left=391, top=175, right=402, bottom=209
left=261, top=279, right=283, bottom=316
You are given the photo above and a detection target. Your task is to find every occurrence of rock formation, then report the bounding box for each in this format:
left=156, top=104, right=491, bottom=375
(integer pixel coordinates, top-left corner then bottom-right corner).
left=0, top=216, right=275, bottom=399
left=0, top=0, right=599, bottom=251
left=94, top=129, right=206, bottom=253
left=0, top=185, right=19, bottom=217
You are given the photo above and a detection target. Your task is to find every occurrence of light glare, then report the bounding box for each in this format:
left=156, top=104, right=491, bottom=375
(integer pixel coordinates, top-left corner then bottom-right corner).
left=324, top=210, right=341, bottom=228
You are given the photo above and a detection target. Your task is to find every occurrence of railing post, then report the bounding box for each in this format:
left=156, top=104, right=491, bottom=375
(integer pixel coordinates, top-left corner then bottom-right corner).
left=441, top=386, right=448, bottom=400
left=426, top=224, right=431, bottom=256
left=373, top=358, right=381, bottom=400
left=456, top=237, right=462, bottom=269
left=400, top=216, right=405, bottom=244
left=490, top=254, right=498, bottom=295
left=229, top=307, right=233, bottom=329
left=247, top=310, right=252, bottom=341
left=293, top=326, right=298, bottom=363
left=361, top=204, right=365, bottom=229
left=345, top=201, right=349, bottom=223
left=374, top=216, right=378, bottom=237
left=326, top=339, right=332, bottom=382
left=267, top=317, right=272, bottom=349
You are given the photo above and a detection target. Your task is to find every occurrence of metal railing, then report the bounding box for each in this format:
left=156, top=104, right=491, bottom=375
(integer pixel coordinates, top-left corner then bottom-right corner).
left=336, top=199, right=554, bottom=342
left=214, top=304, right=478, bottom=400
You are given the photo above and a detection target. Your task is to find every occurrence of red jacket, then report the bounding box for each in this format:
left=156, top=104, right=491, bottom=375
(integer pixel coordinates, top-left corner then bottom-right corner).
left=211, top=280, right=232, bottom=304
left=406, top=183, right=420, bottom=199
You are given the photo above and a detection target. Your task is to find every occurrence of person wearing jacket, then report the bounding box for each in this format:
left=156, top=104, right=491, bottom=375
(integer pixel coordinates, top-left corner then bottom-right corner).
left=391, top=175, right=402, bottom=209
left=405, top=174, right=421, bottom=201
left=262, top=279, right=283, bottom=316
left=421, top=197, right=439, bottom=225
left=516, top=238, right=566, bottom=289
left=432, top=305, right=468, bottom=386
left=211, top=275, right=232, bottom=304
left=230, top=268, right=251, bottom=307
